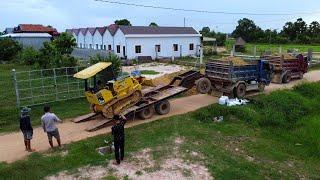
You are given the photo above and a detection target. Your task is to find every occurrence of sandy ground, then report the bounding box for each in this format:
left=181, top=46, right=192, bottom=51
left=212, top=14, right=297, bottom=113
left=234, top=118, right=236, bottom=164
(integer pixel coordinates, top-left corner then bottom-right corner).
left=122, top=62, right=188, bottom=79
left=0, top=70, right=319, bottom=163
left=0, top=94, right=217, bottom=163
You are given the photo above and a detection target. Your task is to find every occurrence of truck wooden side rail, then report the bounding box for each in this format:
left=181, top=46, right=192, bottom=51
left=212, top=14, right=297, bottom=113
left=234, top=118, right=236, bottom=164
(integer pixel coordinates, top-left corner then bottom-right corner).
left=196, top=60, right=273, bottom=98
left=261, top=54, right=308, bottom=83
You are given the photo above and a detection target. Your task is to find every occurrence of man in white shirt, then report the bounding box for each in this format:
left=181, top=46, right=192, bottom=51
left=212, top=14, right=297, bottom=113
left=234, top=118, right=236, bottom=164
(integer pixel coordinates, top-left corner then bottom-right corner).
left=41, top=105, right=62, bottom=148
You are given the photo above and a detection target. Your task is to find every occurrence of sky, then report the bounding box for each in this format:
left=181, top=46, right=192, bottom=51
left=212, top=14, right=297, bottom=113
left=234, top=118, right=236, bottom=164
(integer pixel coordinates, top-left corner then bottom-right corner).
left=1, top=0, right=319, bottom=33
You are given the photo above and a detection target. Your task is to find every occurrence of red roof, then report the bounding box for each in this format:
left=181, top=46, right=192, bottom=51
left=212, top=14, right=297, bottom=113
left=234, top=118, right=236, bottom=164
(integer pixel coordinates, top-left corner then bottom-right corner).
left=79, top=28, right=88, bottom=35
left=108, top=24, right=119, bottom=36
left=15, top=24, right=57, bottom=33
left=97, top=27, right=108, bottom=36
left=88, top=27, right=96, bottom=35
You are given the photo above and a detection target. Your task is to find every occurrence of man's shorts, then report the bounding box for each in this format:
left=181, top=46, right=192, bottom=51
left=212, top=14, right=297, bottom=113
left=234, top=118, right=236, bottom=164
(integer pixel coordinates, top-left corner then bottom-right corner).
left=22, top=130, right=33, bottom=140
left=47, top=129, right=60, bottom=141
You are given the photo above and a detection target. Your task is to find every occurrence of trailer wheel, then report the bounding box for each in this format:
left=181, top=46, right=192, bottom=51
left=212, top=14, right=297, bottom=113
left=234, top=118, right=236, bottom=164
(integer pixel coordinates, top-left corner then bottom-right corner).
left=196, top=78, right=211, bottom=94
left=282, top=73, right=291, bottom=83
left=155, top=100, right=171, bottom=115
left=258, top=82, right=266, bottom=92
left=234, top=83, right=246, bottom=98
left=138, top=106, right=155, bottom=120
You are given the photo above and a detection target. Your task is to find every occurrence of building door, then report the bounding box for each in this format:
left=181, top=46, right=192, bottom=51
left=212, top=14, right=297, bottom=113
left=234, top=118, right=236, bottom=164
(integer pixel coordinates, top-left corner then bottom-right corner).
left=123, top=46, right=126, bottom=58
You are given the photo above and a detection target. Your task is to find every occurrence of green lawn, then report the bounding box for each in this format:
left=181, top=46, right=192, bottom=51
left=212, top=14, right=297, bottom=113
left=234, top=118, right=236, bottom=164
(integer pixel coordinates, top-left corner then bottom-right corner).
left=140, top=70, right=160, bottom=75
left=0, top=82, right=319, bottom=179
left=0, top=64, right=90, bottom=133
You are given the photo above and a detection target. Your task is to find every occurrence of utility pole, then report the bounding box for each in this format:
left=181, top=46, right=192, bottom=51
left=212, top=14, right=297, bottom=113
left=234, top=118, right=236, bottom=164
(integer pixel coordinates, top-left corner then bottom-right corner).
left=183, top=17, right=186, bottom=27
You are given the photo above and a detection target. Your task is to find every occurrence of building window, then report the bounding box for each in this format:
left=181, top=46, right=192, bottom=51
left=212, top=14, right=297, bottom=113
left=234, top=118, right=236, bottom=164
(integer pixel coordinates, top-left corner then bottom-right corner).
left=155, top=45, right=161, bottom=52
left=173, top=44, right=178, bottom=51
left=108, top=45, right=112, bottom=50
left=189, top=43, right=194, bottom=50
left=104, top=45, right=106, bottom=50
left=89, top=44, right=92, bottom=49
left=135, top=45, right=141, bottom=53
left=117, top=45, right=121, bottom=53
left=100, top=45, right=103, bottom=50
left=96, top=44, right=99, bottom=50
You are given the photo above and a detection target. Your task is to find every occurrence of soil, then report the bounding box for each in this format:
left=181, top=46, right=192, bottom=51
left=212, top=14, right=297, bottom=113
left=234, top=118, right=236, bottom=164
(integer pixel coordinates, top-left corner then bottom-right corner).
left=0, top=70, right=319, bottom=163
left=220, top=56, right=249, bottom=65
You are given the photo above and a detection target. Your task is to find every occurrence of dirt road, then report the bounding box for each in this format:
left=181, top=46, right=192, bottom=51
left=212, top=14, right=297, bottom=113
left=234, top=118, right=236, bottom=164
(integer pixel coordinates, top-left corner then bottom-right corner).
left=0, top=70, right=319, bottom=163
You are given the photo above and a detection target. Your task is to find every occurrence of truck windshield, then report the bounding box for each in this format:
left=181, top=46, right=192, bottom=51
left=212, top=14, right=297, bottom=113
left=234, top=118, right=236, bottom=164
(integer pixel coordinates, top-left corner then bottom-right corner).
left=263, top=62, right=270, bottom=70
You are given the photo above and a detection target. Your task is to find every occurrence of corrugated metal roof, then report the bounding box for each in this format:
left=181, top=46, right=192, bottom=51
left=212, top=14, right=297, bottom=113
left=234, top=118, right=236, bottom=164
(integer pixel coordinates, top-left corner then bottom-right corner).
left=1, top=33, right=52, bottom=38
left=119, top=26, right=199, bottom=35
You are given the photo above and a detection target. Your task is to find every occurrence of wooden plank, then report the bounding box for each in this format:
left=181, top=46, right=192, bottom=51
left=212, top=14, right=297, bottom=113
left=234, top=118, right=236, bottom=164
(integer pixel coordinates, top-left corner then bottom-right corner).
left=73, top=112, right=97, bottom=123
left=85, top=119, right=114, bottom=132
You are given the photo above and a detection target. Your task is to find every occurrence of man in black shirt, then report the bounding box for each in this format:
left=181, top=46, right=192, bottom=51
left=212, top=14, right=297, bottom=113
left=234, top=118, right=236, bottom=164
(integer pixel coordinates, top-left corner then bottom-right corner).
left=111, top=114, right=126, bottom=165
left=20, top=107, right=35, bottom=152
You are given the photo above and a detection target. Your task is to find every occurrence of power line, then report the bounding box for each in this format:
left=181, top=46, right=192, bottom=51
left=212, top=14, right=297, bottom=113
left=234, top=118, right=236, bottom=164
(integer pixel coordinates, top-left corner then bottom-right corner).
left=94, top=0, right=320, bottom=16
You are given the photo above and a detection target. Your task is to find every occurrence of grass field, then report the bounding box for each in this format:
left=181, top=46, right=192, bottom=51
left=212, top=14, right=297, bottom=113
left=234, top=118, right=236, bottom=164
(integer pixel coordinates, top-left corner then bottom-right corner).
left=0, top=64, right=90, bottom=133
left=225, top=39, right=320, bottom=54
left=0, top=82, right=319, bottom=179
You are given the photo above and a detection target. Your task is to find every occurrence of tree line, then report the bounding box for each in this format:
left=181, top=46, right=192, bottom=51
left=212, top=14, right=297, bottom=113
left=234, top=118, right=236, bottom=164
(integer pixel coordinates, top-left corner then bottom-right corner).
left=231, top=18, right=320, bottom=44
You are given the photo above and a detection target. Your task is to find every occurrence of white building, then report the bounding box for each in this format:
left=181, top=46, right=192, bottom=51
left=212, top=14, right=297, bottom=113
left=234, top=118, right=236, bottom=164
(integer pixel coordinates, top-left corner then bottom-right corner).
left=66, top=25, right=201, bottom=60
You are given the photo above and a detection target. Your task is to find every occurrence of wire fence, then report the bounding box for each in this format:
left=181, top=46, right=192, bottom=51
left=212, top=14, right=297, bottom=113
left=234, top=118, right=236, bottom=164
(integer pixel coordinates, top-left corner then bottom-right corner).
left=12, top=66, right=88, bottom=107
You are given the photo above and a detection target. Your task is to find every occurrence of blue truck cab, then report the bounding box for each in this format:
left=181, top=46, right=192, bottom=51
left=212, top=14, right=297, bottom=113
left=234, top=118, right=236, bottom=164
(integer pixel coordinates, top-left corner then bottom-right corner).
left=196, top=59, right=273, bottom=98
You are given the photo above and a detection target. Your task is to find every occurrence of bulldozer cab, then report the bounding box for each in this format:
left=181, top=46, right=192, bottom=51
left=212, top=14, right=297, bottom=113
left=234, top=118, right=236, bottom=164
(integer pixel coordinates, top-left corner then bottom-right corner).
left=74, top=62, right=143, bottom=116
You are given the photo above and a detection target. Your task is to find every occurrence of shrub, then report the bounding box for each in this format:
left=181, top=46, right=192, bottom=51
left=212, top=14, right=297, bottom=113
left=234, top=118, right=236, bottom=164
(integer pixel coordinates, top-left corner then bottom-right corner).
left=18, top=47, right=39, bottom=65
left=0, top=38, right=22, bottom=62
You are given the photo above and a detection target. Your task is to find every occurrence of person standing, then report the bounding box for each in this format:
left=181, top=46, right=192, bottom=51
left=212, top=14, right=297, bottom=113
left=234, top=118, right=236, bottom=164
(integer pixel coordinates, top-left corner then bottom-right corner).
left=20, top=107, right=35, bottom=152
left=111, top=115, right=126, bottom=165
left=41, top=105, right=62, bottom=148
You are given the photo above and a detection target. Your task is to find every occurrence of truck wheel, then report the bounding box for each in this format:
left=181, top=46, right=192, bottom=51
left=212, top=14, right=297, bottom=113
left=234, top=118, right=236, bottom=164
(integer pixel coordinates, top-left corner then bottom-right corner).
left=155, top=100, right=171, bottom=115
left=282, top=74, right=291, bottom=83
left=138, top=106, right=154, bottom=120
left=258, top=82, right=266, bottom=92
left=234, top=83, right=246, bottom=98
left=196, top=78, right=211, bottom=94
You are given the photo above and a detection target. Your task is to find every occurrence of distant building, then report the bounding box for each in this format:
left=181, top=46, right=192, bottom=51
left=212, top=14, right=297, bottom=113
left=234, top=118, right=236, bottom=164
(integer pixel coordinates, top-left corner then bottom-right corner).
left=0, top=33, right=52, bottom=49
left=1, top=24, right=58, bottom=49
left=234, top=37, right=246, bottom=52
left=66, top=25, right=202, bottom=60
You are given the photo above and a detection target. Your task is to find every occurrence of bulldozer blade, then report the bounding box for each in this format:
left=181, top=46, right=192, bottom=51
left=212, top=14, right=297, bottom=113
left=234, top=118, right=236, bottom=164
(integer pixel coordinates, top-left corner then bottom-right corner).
left=85, top=119, right=115, bottom=132
left=142, top=79, right=155, bottom=87
left=73, top=113, right=98, bottom=123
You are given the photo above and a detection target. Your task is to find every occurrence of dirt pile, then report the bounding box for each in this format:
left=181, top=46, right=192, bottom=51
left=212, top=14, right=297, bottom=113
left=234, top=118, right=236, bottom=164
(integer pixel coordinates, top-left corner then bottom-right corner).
left=220, top=56, right=249, bottom=65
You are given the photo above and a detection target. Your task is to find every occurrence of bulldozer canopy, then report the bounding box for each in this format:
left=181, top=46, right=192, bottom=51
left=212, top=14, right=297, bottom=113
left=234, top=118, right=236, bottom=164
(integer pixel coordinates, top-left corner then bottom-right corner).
left=73, top=62, right=112, bottom=79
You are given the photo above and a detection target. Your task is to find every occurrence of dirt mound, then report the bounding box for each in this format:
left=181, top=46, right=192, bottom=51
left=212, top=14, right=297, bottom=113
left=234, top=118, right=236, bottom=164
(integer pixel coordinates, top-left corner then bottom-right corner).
left=152, top=71, right=184, bottom=86
left=275, top=53, right=295, bottom=60
left=220, top=56, right=249, bottom=65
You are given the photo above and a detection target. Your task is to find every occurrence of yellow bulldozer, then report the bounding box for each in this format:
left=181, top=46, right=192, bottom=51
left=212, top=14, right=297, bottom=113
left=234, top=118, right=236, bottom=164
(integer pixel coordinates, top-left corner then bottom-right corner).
left=73, top=62, right=152, bottom=119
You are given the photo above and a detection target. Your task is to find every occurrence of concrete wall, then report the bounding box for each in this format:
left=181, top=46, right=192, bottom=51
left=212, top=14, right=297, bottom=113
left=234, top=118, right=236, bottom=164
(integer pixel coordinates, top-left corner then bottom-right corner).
left=93, top=31, right=103, bottom=50
left=102, top=30, right=113, bottom=51
left=113, top=30, right=126, bottom=58
left=125, top=36, right=201, bottom=59
left=13, top=37, right=51, bottom=49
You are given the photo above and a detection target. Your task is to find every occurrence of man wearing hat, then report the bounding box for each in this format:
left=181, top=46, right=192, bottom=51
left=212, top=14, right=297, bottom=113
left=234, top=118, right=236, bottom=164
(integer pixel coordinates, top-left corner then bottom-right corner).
left=20, top=107, right=35, bottom=152
left=111, top=114, right=127, bottom=165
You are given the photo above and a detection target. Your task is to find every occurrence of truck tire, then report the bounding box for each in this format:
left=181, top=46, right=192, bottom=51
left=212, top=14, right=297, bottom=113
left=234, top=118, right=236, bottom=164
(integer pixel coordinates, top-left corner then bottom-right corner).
left=155, top=100, right=171, bottom=115
left=282, top=73, right=291, bottom=83
left=138, top=106, right=154, bottom=120
left=258, top=82, right=266, bottom=92
left=234, top=83, right=246, bottom=98
left=196, top=78, right=211, bottom=94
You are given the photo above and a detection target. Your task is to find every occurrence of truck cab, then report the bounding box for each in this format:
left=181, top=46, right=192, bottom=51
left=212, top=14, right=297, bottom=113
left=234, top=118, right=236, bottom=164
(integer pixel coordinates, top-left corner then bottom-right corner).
left=258, top=60, right=273, bottom=86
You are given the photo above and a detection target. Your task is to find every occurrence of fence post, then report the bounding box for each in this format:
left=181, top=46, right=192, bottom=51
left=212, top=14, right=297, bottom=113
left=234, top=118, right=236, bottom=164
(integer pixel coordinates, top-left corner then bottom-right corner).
left=12, top=69, right=20, bottom=108
left=53, top=68, right=58, bottom=101
left=76, top=66, right=81, bottom=97
left=29, top=71, right=35, bottom=105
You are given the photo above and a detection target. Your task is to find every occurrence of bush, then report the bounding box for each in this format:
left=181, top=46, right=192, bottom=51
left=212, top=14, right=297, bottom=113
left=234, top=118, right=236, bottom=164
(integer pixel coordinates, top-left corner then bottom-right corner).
left=0, top=38, right=22, bottom=62
left=18, top=47, right=39, bottom=65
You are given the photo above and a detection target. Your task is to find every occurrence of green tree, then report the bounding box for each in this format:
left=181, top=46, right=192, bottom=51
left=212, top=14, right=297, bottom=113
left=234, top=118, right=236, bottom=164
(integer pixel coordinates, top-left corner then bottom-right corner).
left=18, top=47, right=39, bottom=65
left=53, top=32, right=77, bottom=55
left=0, top=38, right=22, bottom=61
left=215, top=32, right=226, bottom=46
left=308, top=21, right=320, bottom=37
left=232, top=18, right=264, bottom=42
left=115, top=19, right=132, bottom=26
left=200, top=27, right=214, bottom=37
left=90, top=54, right=122, bottom=82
